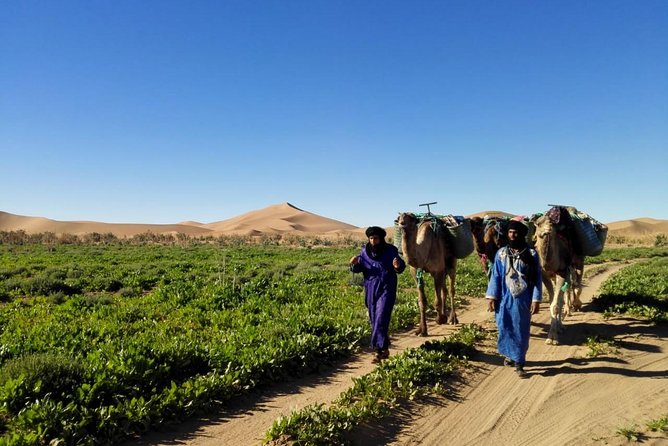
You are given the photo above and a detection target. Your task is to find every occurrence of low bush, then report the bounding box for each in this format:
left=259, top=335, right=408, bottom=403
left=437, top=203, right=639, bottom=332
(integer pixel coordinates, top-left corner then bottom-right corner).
left=0, top=353, right=84, bottom=414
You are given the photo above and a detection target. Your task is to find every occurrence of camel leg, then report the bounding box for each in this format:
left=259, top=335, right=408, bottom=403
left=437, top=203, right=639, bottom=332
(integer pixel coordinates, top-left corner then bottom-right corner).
left=542, top=275, right=556, bottom=344
left=563, top=266, right=579, bottom=318
left=571, top=265, right=584, bottom=311
left=446, top=268, right=458, bottom=325
left=547, top=276, right=566, bottom=345
left=564, top=283, right=572, bottom=319
left=416, top=283, right=428, bottom=336
left=572, top=286, right=583, bottom=312
left=413, top=268, right=429, bottom=337
left=433, top=272, right=446, bottom=325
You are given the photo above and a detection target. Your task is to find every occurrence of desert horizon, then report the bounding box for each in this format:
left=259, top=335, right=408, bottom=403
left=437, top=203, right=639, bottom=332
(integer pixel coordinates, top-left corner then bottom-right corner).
left=1, top=202, right=667, bottom=240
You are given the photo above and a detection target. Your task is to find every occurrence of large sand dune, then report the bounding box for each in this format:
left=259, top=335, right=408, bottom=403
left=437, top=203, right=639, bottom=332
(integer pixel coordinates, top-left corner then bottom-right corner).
left=606, top=218, right=668, bottom=236
left=201, top=202, right=358, bottom=235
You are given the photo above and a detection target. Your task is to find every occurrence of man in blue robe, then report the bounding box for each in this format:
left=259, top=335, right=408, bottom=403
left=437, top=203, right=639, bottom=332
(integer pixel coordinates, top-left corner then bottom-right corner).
left=486, top=220, right=542, bottom=378
left=350, top=226, right=406, bottom=362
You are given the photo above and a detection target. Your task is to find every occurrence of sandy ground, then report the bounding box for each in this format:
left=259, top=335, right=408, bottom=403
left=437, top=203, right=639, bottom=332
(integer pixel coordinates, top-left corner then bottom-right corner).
left=131, top=263, right=668, bottom=446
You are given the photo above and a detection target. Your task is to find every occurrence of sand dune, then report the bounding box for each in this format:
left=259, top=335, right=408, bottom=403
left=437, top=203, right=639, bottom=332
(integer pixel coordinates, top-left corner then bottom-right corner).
left=606, top=218, right=668, bottom=235
left=465, top=210, right=517, bottom=219
left=202, top=203, right=358, bottom=235
left=0, top=206, right=665, bottom=239
left=0, top=211, right=213, bottom=237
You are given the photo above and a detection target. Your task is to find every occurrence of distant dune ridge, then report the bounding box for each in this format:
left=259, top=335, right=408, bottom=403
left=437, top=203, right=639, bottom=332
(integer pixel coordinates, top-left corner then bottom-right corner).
left=0, top=204, right=665, bottom=239
left=0, top=203, right=359, bottom=237
left=605, top=218, right=668, bottom=236
left=0, top=211, right=213, bottom=237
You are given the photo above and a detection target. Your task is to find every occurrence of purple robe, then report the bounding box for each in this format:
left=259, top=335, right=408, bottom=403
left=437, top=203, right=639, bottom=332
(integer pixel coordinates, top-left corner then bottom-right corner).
left=351, top=242, right=406, bottom=350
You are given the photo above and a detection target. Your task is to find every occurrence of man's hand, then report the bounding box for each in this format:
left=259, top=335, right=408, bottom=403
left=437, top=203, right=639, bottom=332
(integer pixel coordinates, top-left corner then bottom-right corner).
left=531, top=301, right=540, bottom=315
left=487, top=299, right=496, bottom=312
left=350, top=256, right=359, bottom=265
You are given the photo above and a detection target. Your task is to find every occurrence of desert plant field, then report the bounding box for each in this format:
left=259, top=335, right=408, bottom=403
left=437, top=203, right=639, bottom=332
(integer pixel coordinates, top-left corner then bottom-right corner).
left=0, top=242, right=487, bottom=444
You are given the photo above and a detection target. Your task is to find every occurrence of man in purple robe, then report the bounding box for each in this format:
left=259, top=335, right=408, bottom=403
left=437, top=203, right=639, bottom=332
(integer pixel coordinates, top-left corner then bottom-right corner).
left=350, top=226, right=406, bottom=362
left=486, top=220, right=542, bottom=378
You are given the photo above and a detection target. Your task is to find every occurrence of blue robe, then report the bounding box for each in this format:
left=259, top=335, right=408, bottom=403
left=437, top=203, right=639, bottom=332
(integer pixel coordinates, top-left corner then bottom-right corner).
left=351, top=243, right=406, bottom=350
left=485, top=246, right=542, bottom=365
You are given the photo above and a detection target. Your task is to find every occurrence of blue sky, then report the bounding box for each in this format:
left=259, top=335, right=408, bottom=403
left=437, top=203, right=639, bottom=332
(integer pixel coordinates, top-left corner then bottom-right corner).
left=2, top=1, right=667, bottom=227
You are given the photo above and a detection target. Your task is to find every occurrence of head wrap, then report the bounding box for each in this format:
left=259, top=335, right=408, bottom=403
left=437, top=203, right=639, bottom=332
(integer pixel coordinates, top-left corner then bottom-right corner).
left=507, top=220, right=528, bottom=238
left=365, top=226, right=386, bottom=238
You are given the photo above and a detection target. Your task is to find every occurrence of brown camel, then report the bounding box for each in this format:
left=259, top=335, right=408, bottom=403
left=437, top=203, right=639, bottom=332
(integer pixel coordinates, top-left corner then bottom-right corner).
left=470, top=216, right=508, bottom=276
left=532, top=214, right=584, bottom=344
left=396, top=212, right=458, bottom=336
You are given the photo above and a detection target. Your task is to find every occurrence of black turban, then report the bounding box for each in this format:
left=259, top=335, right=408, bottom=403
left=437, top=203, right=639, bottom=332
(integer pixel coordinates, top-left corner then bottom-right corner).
left=365, top=226, right=387, bottom=238
left=507, top=220, right=528, bottom=237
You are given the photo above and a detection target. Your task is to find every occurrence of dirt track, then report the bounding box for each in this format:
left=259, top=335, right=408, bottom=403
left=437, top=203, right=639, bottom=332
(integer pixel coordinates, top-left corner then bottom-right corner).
left=134, top=263, right=668, bottom=446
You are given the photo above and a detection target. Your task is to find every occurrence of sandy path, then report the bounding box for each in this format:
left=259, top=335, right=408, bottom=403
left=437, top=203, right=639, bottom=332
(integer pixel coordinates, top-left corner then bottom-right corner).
left=388, top=264, right=668, bottom=446
left=134, top=263, right=668, bottom=445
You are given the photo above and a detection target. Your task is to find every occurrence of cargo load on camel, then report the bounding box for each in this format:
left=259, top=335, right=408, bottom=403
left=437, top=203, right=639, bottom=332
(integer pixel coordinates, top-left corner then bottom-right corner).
left=540, top=205, right=608, bottom=257
left=393, top=212, right=474, bottom=260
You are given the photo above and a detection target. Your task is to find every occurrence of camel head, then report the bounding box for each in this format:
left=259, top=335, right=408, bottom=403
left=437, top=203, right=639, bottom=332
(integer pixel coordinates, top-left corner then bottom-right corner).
left=396, top=212, right=419, bottom=233
left=469, top=217, right=486, bottom=253
left=533, top=215, right=555, bottom=240
left=533, top=215, right=558, bottom=268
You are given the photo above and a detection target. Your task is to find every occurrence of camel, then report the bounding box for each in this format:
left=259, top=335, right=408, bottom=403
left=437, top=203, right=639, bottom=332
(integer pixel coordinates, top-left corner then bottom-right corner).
left=469, top=216, right=508, bottom=276
left=532, top=214, right=584, bottom=344
left=396, top=212, right=458, bottom=336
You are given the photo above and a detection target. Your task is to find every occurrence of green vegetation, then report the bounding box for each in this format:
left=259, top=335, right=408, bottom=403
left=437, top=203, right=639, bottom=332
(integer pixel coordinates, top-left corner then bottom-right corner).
left=264, top=324, right=486, bottom=445
left=582, top=335, right=620, bottom=358
left=616, top=424, right=642, bottom=442
left=655, top=234, right=668, bottom=247
left=646, top=415, right=668, bottom=433
left=608, top=415, right=668, bottom=443
left=592, top=257, right=668, bottom=323
left=584, top=246, right=668, bottom=265
left=0, top=242, right=488, bottom=444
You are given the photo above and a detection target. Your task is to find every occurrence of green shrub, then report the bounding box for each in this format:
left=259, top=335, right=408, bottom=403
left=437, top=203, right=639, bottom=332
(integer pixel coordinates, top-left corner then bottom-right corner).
left=25, top=275, right=75, bottom=296
left=83, top=294, right=115, bottom=307
left=46, top=291, right=67, bottom=305
left=118, top=287, right=138, bottom=298
left=0, top=353, right=84, bottom=414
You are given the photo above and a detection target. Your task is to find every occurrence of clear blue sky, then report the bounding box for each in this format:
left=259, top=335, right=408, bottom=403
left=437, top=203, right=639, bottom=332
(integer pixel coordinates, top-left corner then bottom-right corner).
left=2, top=1, right=667, bottom=227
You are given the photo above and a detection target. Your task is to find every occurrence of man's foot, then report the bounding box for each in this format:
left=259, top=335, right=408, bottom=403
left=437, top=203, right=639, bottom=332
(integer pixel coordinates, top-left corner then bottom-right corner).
left=515, top=366, right=528, bottom=378
left=373, top=348, right=390, bottom=363
left=503, top=357, right=515, bottom=367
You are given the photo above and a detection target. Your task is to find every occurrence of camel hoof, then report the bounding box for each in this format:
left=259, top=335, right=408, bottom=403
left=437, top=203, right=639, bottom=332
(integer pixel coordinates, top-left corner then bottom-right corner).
left=545, top=338, right=554, bottom=345
left=448, top=317, right=458, bottom=325
left=415, top=327, right=428, bottom=337
left=437, top=315, right=447, bottom=324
